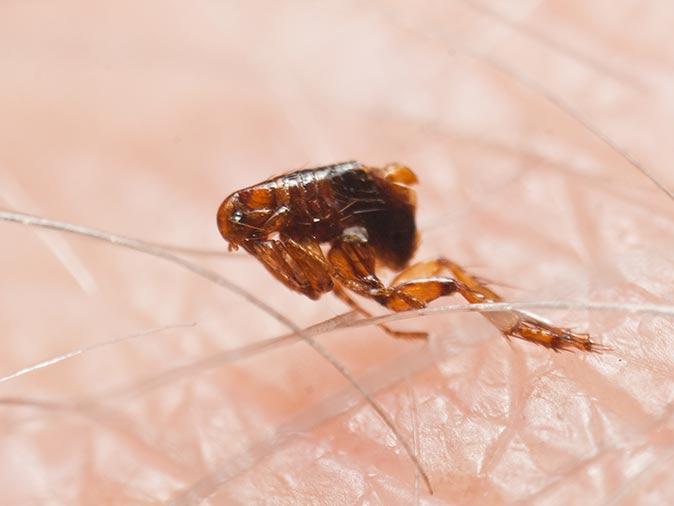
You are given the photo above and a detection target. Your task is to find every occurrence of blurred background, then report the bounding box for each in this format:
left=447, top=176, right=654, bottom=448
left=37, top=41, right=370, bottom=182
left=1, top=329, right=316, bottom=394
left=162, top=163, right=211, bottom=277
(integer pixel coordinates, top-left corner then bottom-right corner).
left=1, top=1, right=673, bottom=504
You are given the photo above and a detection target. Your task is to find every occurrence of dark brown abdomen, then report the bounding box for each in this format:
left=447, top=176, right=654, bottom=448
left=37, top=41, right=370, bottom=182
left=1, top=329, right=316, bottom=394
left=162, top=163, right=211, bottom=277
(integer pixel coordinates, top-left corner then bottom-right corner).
left=275, top=162, right=418, bottom=269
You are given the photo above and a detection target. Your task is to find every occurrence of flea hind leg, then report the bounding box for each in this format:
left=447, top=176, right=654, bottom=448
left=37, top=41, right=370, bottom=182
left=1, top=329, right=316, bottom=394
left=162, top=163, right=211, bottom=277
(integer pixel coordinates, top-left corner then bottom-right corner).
left=327, top=238, right=458, bottom=339
left=392, top=258, right=600, bottom=352
left=332, top=283, right=427, bottom=340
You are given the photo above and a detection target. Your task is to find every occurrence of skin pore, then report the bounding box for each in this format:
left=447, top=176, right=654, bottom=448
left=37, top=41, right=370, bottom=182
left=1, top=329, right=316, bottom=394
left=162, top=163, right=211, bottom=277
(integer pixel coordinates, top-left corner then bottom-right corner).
left=1, top=1, right=674, bottom=504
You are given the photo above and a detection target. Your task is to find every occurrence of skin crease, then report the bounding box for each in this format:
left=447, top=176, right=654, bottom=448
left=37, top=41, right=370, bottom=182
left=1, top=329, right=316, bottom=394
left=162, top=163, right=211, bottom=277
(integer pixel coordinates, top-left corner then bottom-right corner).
left=1, top=1, right=674, bottom=504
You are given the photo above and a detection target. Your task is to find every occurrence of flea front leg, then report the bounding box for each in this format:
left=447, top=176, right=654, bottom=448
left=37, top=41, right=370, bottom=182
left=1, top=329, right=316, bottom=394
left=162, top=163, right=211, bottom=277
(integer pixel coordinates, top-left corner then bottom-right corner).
left=243, top=237, right=333, bottom=300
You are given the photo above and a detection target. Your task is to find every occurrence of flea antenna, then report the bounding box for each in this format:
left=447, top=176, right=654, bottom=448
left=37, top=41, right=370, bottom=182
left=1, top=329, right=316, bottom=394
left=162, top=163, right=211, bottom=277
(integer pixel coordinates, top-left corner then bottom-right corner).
left=0, top=209, right=434, bottom=495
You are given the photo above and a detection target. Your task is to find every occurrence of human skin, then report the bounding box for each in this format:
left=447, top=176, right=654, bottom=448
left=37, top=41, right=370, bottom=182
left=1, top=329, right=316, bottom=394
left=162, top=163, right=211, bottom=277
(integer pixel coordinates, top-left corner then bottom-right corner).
left=1, top=1, right=673, bottom=505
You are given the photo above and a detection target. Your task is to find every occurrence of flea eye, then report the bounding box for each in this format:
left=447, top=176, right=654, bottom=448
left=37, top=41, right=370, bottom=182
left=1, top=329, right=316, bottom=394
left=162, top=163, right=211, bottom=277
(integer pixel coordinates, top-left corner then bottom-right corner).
left=231, top=209, right=243, bottom=223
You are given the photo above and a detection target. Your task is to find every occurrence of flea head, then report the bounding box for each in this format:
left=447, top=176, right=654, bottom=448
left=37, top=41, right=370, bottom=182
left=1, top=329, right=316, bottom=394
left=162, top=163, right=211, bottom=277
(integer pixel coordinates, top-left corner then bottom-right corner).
left=217, top=193, right=247, bottom=251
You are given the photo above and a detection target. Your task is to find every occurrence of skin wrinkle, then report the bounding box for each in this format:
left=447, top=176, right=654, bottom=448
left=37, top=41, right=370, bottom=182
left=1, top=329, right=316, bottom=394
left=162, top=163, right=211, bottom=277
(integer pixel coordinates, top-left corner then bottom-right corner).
left=604, top=450, right=674, bottom=506
left=520, top=450, right=608, bottom=505
left=455, top=0, right=647, bottom=91
left=92, top=313, right=361, bottom=405
left=526, top=379, right=594, bottom=461
left=406, top=380, right=421, bottom=505
left=411, top=132, right=670, bottom=241
left=478, top=343, right=528, bottom=480
left=0, top=397, right=197, bottom=484
left=51, top=292, right=668, bottom=502
left=46, top=314, right=427, bottom=500
left=1, top=206, right=668, bottom=502
left=167, top=346, right=440, bottom=505
left=0, top=212, right=437, bottom=494
left=561, top=357, right=657, bottom=430
left=378, top=2, right=674, bottom=203
left=1, top=255, right=666, bottom=402
left=561, top=173, right=611, bottom=273
left=460, top=199, right=583, bottom=260
left=1, top=1, right=673, bottom=504
left=418, top=129, right=674, bottom=229
left=526, top=402, right=674, bottom=505
left=473, top=53, right=674, bottom=203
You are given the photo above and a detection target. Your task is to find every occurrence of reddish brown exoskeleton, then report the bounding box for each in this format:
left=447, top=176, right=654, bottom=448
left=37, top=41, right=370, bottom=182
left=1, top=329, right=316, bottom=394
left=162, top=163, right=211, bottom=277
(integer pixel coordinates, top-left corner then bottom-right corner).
left=217, top=161, right=599, bottom=351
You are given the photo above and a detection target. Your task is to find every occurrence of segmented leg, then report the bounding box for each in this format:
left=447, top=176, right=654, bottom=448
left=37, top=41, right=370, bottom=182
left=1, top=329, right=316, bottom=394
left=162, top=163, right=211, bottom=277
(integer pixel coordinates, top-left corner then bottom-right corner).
left=327, top=234, right=460, bottom=339
left=392, top=258, right=599, bottom=352
left=328, top=237, right=599, bottom=351
left=332, top=282, right=427, bottom=340
left=243, top=237, right=333, bottom=300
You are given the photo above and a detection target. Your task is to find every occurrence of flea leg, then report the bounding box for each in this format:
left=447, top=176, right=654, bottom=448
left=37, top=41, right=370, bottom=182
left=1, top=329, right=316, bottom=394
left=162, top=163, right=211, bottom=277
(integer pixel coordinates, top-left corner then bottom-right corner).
left=393, top=258, right=600, bottom=352
left=332, top=282, right=427, bottom=340
left=243, top=237, right=333, bottom=300
left=330, top=242, right=600, bottom=351
left=327, top=236, right=458, bottom=339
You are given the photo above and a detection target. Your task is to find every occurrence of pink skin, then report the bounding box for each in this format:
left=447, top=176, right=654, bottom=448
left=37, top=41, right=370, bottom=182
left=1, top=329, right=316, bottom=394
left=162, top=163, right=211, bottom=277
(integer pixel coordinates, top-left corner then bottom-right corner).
left=1, top=1, right=674, bottom=504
